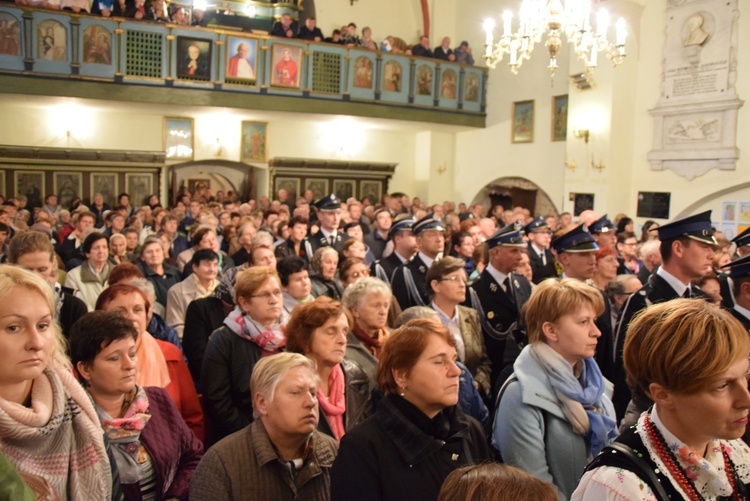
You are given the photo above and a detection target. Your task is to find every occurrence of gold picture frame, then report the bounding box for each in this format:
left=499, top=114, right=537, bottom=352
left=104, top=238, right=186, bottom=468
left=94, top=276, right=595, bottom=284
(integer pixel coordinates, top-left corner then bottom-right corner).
left=512, top=100, right=534, bottom=144
left=164, top=117, right=194, bottom=160
left=551, top=94, right=568, bottom=142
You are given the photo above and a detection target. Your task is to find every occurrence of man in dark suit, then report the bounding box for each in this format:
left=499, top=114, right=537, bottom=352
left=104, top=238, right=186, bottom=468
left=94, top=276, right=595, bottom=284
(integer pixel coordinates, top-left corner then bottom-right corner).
left=612, top=210, right=716, bottom=418
left=551, top=223, right=615, bottom=381
left=466, top=223, right=532, bottom=394
left=524, top=216, right=557, bottom=284
left=270, top=12, right=296, bottom=38
left=305, top=194, right=350, bottom=257
left=636, top=239, right=661, bottom=285
left=391, top=214, right=444, bottom=310
left=722, top=254, right=750, bottom=332
left=371, top=215, right=416, bottom=284
left=363, top=207, right=392, bottom=260
left=721, top=227, right=750, bottom=309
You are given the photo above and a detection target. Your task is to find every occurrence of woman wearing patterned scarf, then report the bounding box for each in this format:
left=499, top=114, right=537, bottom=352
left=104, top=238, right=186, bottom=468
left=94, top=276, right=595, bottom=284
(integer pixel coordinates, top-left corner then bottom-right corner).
left=0, top=265, right=114, bottom=500
left=201, top=265, right=290, bottom=446
left=493, top=278, right=618, bottom=500
left=69, top=310, right=203, bottom=500
left=574, top=299, right=750, bottom=500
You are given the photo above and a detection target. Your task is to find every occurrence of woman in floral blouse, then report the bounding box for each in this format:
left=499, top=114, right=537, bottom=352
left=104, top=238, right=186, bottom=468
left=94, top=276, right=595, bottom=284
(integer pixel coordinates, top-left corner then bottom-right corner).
left=573, top=299, right=750, bottom=500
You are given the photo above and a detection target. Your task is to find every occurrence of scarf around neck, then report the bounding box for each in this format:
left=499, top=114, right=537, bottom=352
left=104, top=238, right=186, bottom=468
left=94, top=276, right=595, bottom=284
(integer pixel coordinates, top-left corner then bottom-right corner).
left=529, top=342, right=617, bottom=456
left=353, top=324, right=388, bottom=358
left=0, top=361, right=112, bottom=500
left=224, top=305, right=289, bottom=353
left=318, top=364, right=346, bottom=441
left=135, top=330, right=171, bottom=389
left=96, top=385, right=151, bottom=484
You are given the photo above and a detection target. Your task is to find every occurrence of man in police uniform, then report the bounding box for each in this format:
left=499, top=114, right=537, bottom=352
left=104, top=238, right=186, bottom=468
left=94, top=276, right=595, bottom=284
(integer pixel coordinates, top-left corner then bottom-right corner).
left=589, top=214, right=616, bottom=250
left=391, top=213, right=444, bottom=310
left=612, top=210, right=715, bottom=418
left=722, top=254, right=750, bottom=332
left=525, top=216, right=557, bottom=284
left=733, top=227, right=750, bottom=258
left=720, top=227, right=750, bottom=309
left=466, top=222, right=532, bottom=395
left=370, top=215, right=416, bottom=284
left=550, top=223, right=614, bottom=381
left=305, top=194, right=350, bottom=256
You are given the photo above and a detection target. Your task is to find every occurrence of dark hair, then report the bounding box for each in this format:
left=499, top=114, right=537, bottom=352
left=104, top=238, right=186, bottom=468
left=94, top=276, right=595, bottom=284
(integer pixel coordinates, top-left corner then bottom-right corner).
left=191, top=226, right=215, bottom=247
left=0, top=222, right=8, bottom=235
left=69, top=311, right=139, bottom=385
left=660, top=236, right=692, bottom=264
left=616, top=231, right=637, bottom=245
left=344, top=221, right=363, bottom=232
left=438, top=463, right=557, bottom=501
left=276, top=256, right=308, bottom=286
left=285, top=297, right=352, bottom=354
left=290, top=215, right=309, bottom=228
left=425, top=256, right=465, bottom=294
left=339, top=257, right=366, bottom=281
left=83, top=232, right=107, bottom=255
left=118, top=193, right=130, bottom=202
left=616, top=217, right=633, bottom=234
left=450, top=231, right=472, bottom=257
left=640, top=220, right=657, bottom=243
left=191, top=249, right=218, bottom=269
left=108, top=263, right=144, bottom=285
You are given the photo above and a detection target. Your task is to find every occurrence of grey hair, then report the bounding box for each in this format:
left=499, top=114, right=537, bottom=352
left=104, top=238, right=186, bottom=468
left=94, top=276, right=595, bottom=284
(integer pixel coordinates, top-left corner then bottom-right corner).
left=605, top=274, right=642, bottom=302
left=639, top=239, right=660, bottom=259
left=310, top=246, right=339, bottom=274
left=394, top=306, right=438, bottom=328
left=127, top=277, right=157, bottom=309
left=250, top=353, right=319, bottom=419
left=341, top=276, right=392, bottom=310
left=252, top=230, right=275, bottom=247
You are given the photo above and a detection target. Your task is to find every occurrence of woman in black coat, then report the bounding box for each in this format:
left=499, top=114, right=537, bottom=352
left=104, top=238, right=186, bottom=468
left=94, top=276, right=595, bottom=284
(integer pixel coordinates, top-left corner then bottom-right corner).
left=330, top=317, right=490, bottom=501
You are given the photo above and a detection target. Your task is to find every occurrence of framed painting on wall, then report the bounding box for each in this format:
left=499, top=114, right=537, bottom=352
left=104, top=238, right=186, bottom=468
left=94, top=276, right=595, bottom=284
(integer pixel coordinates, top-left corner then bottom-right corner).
left=90, top=173, right=118, bottom=207
left=14, top=171, right=44, bottom=208
left=512, top=100, right=534, bottom=143
left=551, top=94, right=568, bottom=141
left=176, top=36, right=212, bottom=81
left=126, top=173, right=152, bottom=207
left=225, top=36, right=258, bottom=82
left=360, top=180, right=382, bottom=204
left=270, top=44, right=302, bottom=88
left=274, top=177, right=300, bottom=201
left=164, top=117, right=194, bottom=160
left=305, top=178, right=328, bottom=201
left=241, top=121, right=268, bottom=162
left=333, top=180, right=355, bottom=201
left=53, top=172, right=82, bottom=209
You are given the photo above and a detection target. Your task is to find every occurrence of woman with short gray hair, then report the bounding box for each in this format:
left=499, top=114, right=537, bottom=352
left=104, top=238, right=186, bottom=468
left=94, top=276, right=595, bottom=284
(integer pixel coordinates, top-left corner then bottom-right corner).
left=309, top=247, right=344, bottom=300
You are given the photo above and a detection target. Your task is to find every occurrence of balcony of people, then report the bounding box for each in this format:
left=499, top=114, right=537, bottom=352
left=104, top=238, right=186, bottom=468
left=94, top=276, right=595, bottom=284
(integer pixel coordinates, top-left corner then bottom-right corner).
left=0, top=0, right=487, bottom=126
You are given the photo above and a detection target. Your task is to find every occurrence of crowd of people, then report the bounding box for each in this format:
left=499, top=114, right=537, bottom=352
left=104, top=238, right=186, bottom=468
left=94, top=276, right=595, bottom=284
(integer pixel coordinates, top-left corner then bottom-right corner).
left=1, top=184, right=750, bottom=500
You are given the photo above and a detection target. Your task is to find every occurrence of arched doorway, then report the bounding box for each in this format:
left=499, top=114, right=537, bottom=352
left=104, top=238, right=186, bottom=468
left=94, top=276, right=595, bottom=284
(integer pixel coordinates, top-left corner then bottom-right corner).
left=168, top=160, right=257, bottom=204
left=470, top=177, right=558, bottom=218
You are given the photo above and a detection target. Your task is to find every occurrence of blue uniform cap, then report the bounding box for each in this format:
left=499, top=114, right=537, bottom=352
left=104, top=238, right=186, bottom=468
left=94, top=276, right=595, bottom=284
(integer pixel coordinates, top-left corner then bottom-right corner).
left=524, top=216, right=549, bottom=235
left=589, top=215, right=615, bottom=234
left=387, top=216, right=415, bottom=240
left=413, top=213, right=445, bottom=236
left=313, top=194, right=341, bottom=211
left=551, top=223, right=599, bottom=254
left=486, top=222, right=526, bottom=249
left=722, top=253, right=750, bottom=280
left=657, top=210, right=716, bottom=245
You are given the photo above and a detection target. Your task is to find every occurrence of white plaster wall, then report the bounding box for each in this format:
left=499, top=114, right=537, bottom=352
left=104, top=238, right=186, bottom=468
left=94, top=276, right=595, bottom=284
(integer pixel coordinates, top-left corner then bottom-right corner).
left=313, top=0, right=422, bottom=45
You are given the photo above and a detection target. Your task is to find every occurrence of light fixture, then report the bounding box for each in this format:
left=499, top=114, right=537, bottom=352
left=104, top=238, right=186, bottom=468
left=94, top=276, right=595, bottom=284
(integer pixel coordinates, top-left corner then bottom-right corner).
left=483, top=0, right=627, bottom=78
left=591, top=158, right=605, bottom=171
left=574, top=129, right=589, bottom=143
left=565, top=159, right=577, bottom=171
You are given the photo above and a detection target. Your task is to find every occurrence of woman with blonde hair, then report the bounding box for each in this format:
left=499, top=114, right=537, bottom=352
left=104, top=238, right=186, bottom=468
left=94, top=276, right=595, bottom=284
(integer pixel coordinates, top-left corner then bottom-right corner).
left=573, top=299, right=750, bottom=499
left=0, top=265, right=116, bottom=500
left=493, top=278, right=617, bottom=500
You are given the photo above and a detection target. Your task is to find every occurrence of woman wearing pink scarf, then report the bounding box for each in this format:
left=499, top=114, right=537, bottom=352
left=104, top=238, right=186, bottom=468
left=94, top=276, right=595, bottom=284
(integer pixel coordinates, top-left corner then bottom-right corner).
left=285, top=297, right=372, bottom=440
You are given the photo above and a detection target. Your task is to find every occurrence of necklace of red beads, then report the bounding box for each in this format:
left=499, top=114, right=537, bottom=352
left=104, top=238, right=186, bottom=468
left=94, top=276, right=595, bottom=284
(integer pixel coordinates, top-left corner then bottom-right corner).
left=644, top=413, right=741, bottom=501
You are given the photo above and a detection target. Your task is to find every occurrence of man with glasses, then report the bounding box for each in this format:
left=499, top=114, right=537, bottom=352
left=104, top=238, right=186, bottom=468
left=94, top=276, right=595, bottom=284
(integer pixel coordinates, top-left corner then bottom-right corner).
left=525, top=216, right=557, bottom=283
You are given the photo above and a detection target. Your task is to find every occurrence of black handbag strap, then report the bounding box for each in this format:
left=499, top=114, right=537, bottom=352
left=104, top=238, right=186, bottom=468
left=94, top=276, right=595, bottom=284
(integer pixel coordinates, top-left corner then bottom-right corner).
left=586, top=441, right=671, bottom=500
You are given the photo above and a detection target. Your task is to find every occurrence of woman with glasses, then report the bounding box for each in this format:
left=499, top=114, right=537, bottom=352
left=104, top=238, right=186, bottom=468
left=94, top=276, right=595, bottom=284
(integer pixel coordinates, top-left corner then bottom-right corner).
left=339, top=257, right=370, bottom=288
left=427, top=256, right=491, bottom=396
left=201, top=266, right=289, bottom=446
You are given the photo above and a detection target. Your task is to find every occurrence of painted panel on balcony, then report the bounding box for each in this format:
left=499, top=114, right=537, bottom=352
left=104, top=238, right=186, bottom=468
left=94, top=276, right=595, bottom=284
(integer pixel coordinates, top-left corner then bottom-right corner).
left=172, top=28, right=218, bottom=89
left=79, top=18, right=117, bottom=79
left=437, top=65, right=459, bottom=110
left=266, top=39, right=305, bottom=96
left=413, top=59, right=435, bottom=108
left=379, top=53, right=408, bottom=104
left=348, top=50, right=376, bottom=102
left=0, top=8, right=23, bottom=71
left=33, top=13, right=71, bottom=74
left=462, top=68, right=483, bottom=113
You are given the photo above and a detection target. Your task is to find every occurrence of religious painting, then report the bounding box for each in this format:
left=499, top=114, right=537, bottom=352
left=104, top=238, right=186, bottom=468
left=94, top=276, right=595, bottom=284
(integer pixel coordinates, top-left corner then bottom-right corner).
left=82, top=25, right=112, bottom=65
left=740, top=203, right=750, bottom=223
left=90, top=173, right=117, bottom=207
left=270, top=44, right=302, bottom=88
left=464, top=73, right=479, bottom=102
left=0, top=13, right=21, bottom=56
left=723, top=202, right=736, bottom=222
left=37, top=19, right=66, bottom=61
left=53, top=172, right=82, bottom=210
left=353, top=56, right=373, bottom=89
left=333, top=180, right=354, bottom=201
left=382, top=60, right=402, bottom=92
left=552, top=94, right=568, bottom=141
left=164, top=117, right=194, bottom=160
left=416, top=64, right=432, bottom=96
left=573, top=193, right=594, bottom=217
left=274, top=177, right=300, bottom=201
left=241, top=121, right=267, bottom=162
left=512, top=100, right=534, bottom=143
left=721, top=223, right=737, bottom=241
left=188, top=179, right=210, bottom=194
left=14, top=171, right=44, bottom=208
left=304, top=178, right=328, bottom=201
left=126, top=173, right=152, bottom=207
left=225, top=36, right=257, bottom=82
left=440, top=69, right=457, bottom=99
left=360, top=180, right=382, bottom=204
left=176, top=36, right=211, bottom=80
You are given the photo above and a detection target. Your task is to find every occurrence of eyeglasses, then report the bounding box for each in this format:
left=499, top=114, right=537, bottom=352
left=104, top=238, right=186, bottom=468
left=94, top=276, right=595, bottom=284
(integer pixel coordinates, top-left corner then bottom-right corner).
left=439, top=276, right=468, bottom=285
left=250, top=289, right=283, bottom=301
left=349, top=269, right=370, bottom=279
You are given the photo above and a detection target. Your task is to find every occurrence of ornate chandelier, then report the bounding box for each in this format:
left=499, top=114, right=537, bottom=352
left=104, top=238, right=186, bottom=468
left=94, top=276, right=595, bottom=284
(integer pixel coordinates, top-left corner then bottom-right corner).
left=483, top=0, right=627, bottom=77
